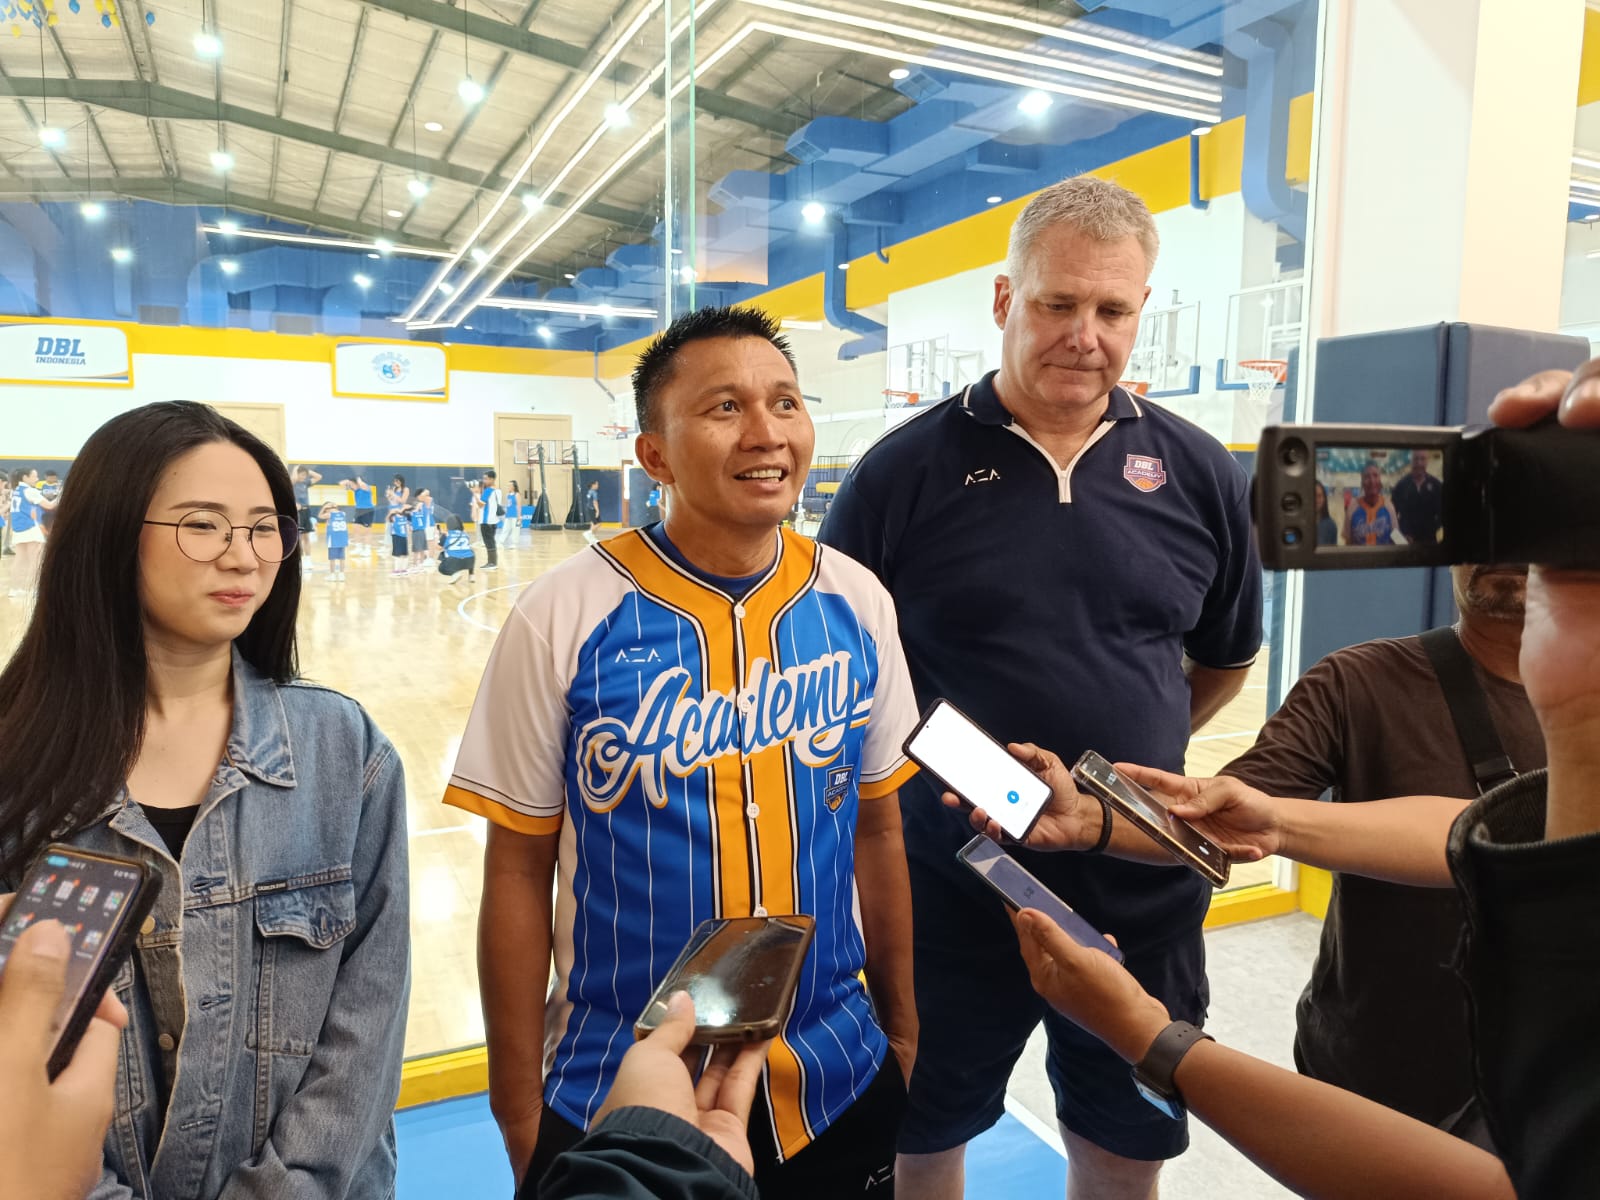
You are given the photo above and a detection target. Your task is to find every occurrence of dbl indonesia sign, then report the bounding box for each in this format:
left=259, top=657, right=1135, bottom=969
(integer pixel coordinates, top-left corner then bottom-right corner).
left=0, top=322, right=132, bottom=386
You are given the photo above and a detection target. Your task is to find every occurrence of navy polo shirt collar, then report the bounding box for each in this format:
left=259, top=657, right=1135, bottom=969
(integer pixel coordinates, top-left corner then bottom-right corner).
left=961, top=370, right=1142, bottom=428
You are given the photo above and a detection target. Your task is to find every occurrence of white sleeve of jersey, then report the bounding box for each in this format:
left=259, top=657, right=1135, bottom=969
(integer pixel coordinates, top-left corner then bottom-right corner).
left=836, top=558, right=921, bottom=801
left=444, top=587, right=571, bottom=834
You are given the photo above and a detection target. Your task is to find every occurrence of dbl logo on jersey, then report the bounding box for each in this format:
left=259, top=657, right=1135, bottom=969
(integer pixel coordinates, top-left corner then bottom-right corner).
left=574, top=652, right=870, bottom=812
left=823, top=765, right=855, bottom=812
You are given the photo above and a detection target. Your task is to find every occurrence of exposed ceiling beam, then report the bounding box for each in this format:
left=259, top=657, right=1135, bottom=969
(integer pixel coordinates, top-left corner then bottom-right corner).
left=0, top=59, right=71, bottom=181
left=268, top=0, right=294, bottom=200
left=313, top=8, right=370, bottom=211
left=125, top=0, right=179, bottom=180
left=352, top=25, right=445, bottom=228
left=0, top=77, right=517, bottom=193
left=43, top=20, right=123, bottom=181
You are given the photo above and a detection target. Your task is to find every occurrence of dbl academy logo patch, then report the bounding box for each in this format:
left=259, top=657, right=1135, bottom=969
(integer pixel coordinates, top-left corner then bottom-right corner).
left=823, top=765, right=855, bottom=812
left=1123, top=454, right=1167, bottom=493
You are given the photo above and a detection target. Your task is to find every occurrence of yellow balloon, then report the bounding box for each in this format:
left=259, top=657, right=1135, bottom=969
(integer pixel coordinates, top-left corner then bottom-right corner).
left=8, top=24, right=18, bottom=37
left=46, top=9, right=56, bottom=21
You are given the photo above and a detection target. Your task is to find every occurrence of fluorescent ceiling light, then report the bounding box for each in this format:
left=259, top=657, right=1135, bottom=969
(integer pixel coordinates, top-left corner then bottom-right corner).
left=481, top=296, right=658, bottom=319
left=194, top=31, right=222, bottom=58
left=802, top=201, right=826, bottom=224
left=110, top=246, right=132, bottom=263
left=458, top=78, right=486, bottom=105
left=38, top=126, right=65, bottom=148
left=80, top=201, right=104, bottom=219
left=353, top=273, right=372, bottom=288
left=1018, top=90, right=1053, bottom=116
left=604, top=103, right=631, bottom=128
left=869, top=0, right=1223, bottom=76
left=197, top=224, right=451, bottom=258
left=1573, top=154, right=1600, bottom=171
left=407, top=178, right=430, bottom=199
left=1569, top=177, right=1600, bottom=193
left=367, top=252, right=380, bottom=259
left=986, top=194, right=1002, bottom=204
left=218, top=259, right=239, bottom=274
left=564, top=272, right=577, bottom=280
left=740, top=0, right=1220, bottom=103
left=210, top=150, right=235, bottom=172
left=424, top=121, right=444, bottom=133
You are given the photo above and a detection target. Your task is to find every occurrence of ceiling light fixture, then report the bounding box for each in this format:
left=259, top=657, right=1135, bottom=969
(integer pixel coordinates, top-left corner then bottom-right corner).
left=1572, top=154, right=1600, bottom=171
left=423, top=121, right=444, bottom=133
left=38, top=126, right=65, bottom=148
left=353, top=273, right=372, bottom=288
left=1018, top=90, right=1053, bottom=116
left=470, top=247, right=489, bottom=263
left=836, top=261, right=849, bottom=270
left=110, top=246, right=132, bottom=263
left=458, top=77, right=486, bottom=105
left=407, top=178, right=430, bottom=199
left=889, top=67, right=910, bottom=80
left=439, top=281, right=456, bottom=295
left=367, top=252, right=380, bottom=260
left=986, top=194, right=1002, bottom=204
left=80, top=200, right=105, bottom=220
left=480, top=296, right=658, bottom=319
left=210, top=149, right=234, bottom=172
left=802, top=201, right=826, bottom=224
left=197, top=224, right=451, bottom=258
left=1587, top=213, right=1600, bottom=222
left=521, top=191, right=542, bottom=211
left=537, top=324, right=553, bottom=339
left=386, top=208, right=403, bottom=219
left=218, top=259, right=239, bottom=275
left=564, top=272, right=577, bottom=280
left=604, top=103, right=631, bottom=128
left=194, top=31, right=222, bottom=58
left=678, top=266, right=696, bottom=282
left=1191, top=125, right=1213, bottom=136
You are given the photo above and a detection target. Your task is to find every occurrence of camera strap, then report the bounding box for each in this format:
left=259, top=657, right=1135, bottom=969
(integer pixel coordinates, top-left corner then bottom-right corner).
left=1417, top=626, right=1518, bottom=795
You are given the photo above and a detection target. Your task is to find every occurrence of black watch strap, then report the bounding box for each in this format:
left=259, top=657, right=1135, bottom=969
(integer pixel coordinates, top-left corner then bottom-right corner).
left=1084, top=795, right=1113, bottom=854
left=1134, top=1020, right=1213, bottom=1095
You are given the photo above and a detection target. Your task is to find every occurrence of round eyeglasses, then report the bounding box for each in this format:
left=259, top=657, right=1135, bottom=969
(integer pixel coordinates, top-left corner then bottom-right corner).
left=143, top=510, right=301, bottom=564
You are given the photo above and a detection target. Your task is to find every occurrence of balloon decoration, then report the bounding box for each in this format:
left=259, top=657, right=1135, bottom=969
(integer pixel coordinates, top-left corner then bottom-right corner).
left=4, top=0, right=151, bottom=35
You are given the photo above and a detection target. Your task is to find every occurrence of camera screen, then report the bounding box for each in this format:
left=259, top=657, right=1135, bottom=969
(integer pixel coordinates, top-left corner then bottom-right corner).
left=1313, top=446, right=1445, bottom=549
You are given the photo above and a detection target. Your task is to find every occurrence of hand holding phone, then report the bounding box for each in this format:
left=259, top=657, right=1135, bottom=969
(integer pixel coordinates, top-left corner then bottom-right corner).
left=635, top=916, right=815, bottom=1044
left=0, top=917, right=130, bottom=1200
left=0, top=845, right=160, bottom=1078
left=957, top=837, right=1123, bottom=962
left=1070, top=752, right=1232, bottom=887
left=903, top=700, right=1053, bottom=842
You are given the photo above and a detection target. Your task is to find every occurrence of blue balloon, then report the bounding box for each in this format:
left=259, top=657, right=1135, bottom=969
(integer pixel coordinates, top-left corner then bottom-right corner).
left=144, top=8, right=152, bottom=22
left=100, top=11, right=109, bottom=25
left=67, top=0, right=78, bottom=10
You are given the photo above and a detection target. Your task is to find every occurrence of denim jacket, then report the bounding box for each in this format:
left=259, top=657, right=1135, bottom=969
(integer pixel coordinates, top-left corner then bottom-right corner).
left=14, top=652, right=411, bottom=1199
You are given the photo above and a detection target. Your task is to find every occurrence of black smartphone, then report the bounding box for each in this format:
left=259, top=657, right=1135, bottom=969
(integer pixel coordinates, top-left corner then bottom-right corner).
left=1253, top=421, right=1599, bottom=570
left=956, top=836, right=1123, bottom=962
left=635, top=915, right=816, bottom=1044
left=903, top=699, right=1052, bottom=842
left=0, top=844, right=160, bottom=1078
left=1069, top=751, right=1231, bottom=888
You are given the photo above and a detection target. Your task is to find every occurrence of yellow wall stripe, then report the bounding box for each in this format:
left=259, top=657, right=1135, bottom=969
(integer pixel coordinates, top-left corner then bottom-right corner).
left=1582, top=7, right=1600, bottom=107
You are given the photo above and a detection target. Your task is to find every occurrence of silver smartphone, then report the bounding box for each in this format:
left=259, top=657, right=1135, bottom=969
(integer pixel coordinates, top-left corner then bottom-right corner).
left=957, top=836, right=1123, bottom=962
left=1069, top=751, right=1231, bottom=887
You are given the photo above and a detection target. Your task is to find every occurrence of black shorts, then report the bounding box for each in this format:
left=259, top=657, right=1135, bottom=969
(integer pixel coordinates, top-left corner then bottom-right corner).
left=522, top=1054, right=907, bottom=1200
left=297, top=505, right=316, bottom=532
left=896, top=793, right=1208, bottom=1162
left=391, top=534, right=408, bottom=558
left=354, top=509, right=376, bottom=527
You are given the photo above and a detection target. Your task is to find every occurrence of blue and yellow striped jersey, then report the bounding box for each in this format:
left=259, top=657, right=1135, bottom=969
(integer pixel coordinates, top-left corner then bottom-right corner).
left=445, top=527, right=919, bottom=1157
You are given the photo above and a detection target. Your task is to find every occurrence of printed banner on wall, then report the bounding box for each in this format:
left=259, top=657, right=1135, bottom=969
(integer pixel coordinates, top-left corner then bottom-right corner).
left=332, top=341, right=448, bottom=401
left=0, top=322, right=132, bottom=386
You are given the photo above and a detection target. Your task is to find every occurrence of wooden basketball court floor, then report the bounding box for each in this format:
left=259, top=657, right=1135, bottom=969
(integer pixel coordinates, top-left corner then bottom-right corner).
left=0, top=529, right=1271, bottom=1060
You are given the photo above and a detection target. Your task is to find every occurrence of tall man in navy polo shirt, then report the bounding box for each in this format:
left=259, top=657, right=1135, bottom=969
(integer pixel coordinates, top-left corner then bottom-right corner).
left=819, top=176, right=1261, bottom=1199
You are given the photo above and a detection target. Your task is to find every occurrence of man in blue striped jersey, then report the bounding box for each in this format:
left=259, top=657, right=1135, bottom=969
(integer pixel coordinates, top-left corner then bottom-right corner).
left=447, top=306, right=921, bottom=1199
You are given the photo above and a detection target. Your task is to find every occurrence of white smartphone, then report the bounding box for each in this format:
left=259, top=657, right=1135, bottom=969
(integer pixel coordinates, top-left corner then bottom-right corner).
left=903, top=698, right=1052, bottom=842
left=957, top=837, right=1123, bottom=962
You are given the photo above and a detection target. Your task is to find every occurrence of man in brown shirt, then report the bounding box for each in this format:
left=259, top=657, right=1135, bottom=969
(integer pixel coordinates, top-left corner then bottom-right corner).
left=1219, top=564, right=1543, bottom=1128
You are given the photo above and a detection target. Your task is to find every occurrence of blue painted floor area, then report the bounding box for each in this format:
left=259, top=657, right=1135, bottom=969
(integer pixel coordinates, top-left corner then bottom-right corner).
left=395, top=1093, right=1065, bottom=1199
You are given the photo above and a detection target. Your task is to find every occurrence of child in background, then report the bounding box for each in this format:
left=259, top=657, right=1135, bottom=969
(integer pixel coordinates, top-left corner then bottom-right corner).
left=318, top=500, right=350, bottom=581
left=437, top=514, right=477, bottom=586
left=342, top=475, right=377, bottom=556
left=505, top=482, right=522, bottom=547
left=409, top=488, right=433, bottom=573
left=388, top=506, right=410, bottom=577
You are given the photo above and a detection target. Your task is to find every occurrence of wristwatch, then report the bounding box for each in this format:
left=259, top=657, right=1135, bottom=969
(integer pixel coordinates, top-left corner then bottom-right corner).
left=1131, top=1020, right=1213, bottom=1119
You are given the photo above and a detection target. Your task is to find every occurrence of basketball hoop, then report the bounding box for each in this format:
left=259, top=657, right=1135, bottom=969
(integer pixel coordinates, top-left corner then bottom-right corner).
left=597, top=424, right=634, bottom=440
left=882, top=389, right=921, bottom=408
left=1237, top=359, right=1287, bottom=409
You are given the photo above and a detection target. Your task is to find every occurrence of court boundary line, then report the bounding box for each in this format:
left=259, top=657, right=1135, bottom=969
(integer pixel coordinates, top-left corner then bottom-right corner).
left=455, top=581, right=528, bottom=632
left=1002, top=1092, right=1068, bottom=1158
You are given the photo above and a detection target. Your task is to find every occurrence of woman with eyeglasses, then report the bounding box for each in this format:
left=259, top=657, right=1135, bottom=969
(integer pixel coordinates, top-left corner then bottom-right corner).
left=0, top=402, right=410, bottom=1200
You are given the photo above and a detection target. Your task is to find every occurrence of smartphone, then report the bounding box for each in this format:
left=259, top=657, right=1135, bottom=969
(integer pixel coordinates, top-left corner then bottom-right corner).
left=957, top=836, right=1123, bottom=962
left=0, top=844, right=160, bottom=1078
left=1069, top=751, right=1231, bottom=887
left=903, top=699, right=1052, bottom=842
left=635, top=915, right=816, bottom=1044
left=1253, top=421, right=1599, bottom=570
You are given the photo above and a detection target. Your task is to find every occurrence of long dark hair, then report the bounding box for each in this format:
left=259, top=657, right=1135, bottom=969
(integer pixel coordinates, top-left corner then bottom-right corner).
left=0, top=402, right=301, bottom=877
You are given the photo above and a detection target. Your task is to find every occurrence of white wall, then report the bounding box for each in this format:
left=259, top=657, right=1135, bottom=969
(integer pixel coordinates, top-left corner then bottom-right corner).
left=1, top=351, right=627, bottom=466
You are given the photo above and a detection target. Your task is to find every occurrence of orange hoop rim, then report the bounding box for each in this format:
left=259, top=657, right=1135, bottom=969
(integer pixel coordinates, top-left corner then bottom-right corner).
left=1237, top=358, right=1288, bottom=383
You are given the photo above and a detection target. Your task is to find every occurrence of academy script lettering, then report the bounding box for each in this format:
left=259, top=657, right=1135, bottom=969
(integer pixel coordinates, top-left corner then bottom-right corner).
left=575, top=652, right=870, bottom=811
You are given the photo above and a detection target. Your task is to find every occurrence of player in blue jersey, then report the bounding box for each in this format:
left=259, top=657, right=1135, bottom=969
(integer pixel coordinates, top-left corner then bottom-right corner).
left=387, top=507, right=410, bottom=577
left=646, top=481, right=663, bottom=524
left=1344, top=463, right=1400, bottom=546
left=472, top=469, right=502, bottom=570
left=318, top=501, right=350, bottom=581
left=342, top=475, right=378, bottom=556
left=437, top=514, right=477, bottom=585
left=8, top=468, right=58, bottom=597
left=447, top=307, right=920, bottom=1200
left=409, top=488, right=433, bottom=573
